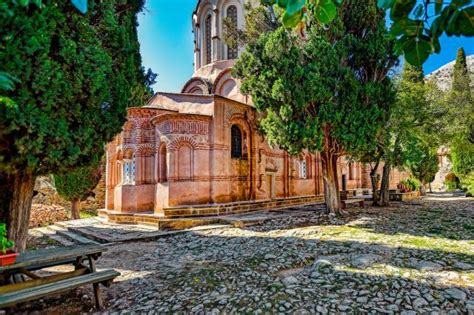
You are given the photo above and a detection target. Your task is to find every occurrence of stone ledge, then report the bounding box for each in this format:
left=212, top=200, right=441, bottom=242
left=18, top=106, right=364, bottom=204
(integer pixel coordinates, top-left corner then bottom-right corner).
left=99, top=195, right=325, bottom=227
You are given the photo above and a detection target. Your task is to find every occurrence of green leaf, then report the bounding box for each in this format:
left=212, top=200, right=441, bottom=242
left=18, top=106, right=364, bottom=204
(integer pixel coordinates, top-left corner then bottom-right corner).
left=282, top=10, right=303, bottom=28
left=377, top=0, right=395, bottom=9
left=315, top=0, right=337, bottom=24
left=390, top=0, right=416, bottom=21
left=435, top=0, right=443, bottom=15
left=403, top=36, right=432, bottom=66
left=430, top=16, right=445, bottom=37
left=389, top=18, right=423, bottom=37
left=432, top=35, right=441, bottom=53
left=448, top=7, right=474, bottom=36
left=393, top=35, right=412, bottom=55
left=286, top=0, right=306, bottom=16
left=276, top=0, right=289, bottom=8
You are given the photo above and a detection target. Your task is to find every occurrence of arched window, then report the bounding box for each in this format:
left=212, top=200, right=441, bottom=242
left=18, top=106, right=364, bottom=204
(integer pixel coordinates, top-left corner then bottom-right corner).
left=231, top=125, right=243, bottom=159
left=205, top=14, right=212, bottom=65
left=349, top=162, right=354, bottom=180
left=299, top=160, right=307, bottom=179
left=226, top=5, right=238, bottom=59
left=159, top=144, right=168, bottom=182
left=131, top=154, right=136, bottom=184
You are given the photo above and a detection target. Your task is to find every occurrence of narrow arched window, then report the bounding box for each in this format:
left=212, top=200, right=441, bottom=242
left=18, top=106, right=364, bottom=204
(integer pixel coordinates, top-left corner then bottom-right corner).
left=349, top=162, right=354, bottom=180
left=226, top=5, right=238, bottom=59
left=231, top=125, right=242, bottom=159
left=300, top=160, right=307, bottom=179
left=131, top=154, right=136, bottom=184
left=159, top=144, right=168, bottom=182
left=205, top=14, right=212, bottom=65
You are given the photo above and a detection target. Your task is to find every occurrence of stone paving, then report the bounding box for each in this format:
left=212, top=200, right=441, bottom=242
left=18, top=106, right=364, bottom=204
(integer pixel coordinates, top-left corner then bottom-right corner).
left=15, top=193, right=474, bottom=314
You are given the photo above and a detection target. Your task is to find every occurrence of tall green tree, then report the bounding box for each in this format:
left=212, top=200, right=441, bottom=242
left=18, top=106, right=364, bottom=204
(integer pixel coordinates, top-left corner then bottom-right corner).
left=378, top=63, right=440, bottom=205
left=0, top=0, right=149, bottom=250
left=53, top=162, right=102, bottom=219
left=234, top=0, right=397, bottom=214
left=445, top=48, right=474, bottom=143
left=450, top=137, right=474, bottom=196
left=408, top=144, right=439, bottom=194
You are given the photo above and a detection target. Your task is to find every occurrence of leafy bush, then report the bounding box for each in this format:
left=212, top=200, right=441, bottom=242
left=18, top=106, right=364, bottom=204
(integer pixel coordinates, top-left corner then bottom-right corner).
left=451, top=137, right=474, bottom=195
left=459, top=172, right=474, bottom=197
left=0, top=223, right=14, bottom=254
left=399, top=177, right=421, bottom=192
left=444, top=173, right=459, bottom=192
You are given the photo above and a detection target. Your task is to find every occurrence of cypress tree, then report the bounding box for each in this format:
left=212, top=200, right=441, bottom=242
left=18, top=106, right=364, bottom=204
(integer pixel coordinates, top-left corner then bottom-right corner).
left=0, top=1, right=150, bottom=250
left=234, top=0, right=397, bottom=214
left=451, top=47, right=473, bottom=143
left=53, top=162, right=102, bottom=220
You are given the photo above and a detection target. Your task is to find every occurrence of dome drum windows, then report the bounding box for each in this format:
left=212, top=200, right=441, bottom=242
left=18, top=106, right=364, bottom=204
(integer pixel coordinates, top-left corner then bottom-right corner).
left=205, top=14, right=212, bottom=65
left=226, top=5, right=238, bottom=60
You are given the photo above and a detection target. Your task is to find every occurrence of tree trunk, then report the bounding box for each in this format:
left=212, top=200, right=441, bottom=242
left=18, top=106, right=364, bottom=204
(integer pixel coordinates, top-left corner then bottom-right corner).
left=0, top=172, right=13, bottom=228
left=6, top=170, right=36, bottom=252
left=379, top=164, right=391, bottom=207
left=321, top=150, right=341, bottom=215
left=369, top=158, right=381, bottom=206
left=71, top=199, right=81, bottom=220
left=420, top=183, right=426, bottom=196
left=429, top=182, right=432, bottom=193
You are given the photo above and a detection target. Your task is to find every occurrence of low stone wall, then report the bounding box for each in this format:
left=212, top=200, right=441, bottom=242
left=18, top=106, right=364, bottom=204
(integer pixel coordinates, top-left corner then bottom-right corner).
left=100, top=195, right=326, bottom=226
left=389, top=191, right=420, bottom=202
left=163, top=195, right=325, bottom=218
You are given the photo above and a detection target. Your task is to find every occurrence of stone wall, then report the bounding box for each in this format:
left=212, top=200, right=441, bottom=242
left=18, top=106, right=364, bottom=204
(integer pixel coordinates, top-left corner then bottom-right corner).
left=32, top=162, right=106, bottom=211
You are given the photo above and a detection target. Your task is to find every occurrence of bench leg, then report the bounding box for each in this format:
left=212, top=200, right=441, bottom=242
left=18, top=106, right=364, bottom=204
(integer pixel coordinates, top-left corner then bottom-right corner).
left=93, top=283, right=103, bottom=309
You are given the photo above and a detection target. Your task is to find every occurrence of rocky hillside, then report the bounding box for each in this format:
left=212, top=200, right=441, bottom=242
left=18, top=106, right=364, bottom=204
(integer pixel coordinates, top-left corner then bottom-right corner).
left=426, top=54, right=474, bottom=91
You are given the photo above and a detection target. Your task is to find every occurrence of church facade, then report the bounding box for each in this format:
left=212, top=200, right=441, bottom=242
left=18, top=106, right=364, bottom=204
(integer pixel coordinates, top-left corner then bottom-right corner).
left=104, top=0, right=406, bottom=218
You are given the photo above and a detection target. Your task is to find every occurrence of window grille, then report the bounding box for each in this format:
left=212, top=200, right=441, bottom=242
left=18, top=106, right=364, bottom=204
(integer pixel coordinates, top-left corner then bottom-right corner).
left=231, top=125, right=242, bottom=159
left=226, top=6, right=238, bottom=59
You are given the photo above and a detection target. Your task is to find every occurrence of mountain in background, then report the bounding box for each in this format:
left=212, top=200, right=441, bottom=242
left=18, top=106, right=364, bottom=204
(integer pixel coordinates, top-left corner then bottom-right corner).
left=427, top=54, right=474, bottom=91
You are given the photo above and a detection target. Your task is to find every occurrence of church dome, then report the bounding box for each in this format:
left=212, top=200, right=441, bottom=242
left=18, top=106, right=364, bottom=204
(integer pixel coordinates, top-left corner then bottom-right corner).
left=191, top=0, right=247, bottom=73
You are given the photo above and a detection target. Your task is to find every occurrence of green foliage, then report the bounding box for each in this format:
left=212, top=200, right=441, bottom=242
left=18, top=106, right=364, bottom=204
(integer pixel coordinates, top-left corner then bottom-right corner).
left=234, top=0, right=396, bottom=157
left=261, top=0, right=341, bottom=28
left=400, top=177, right=421, bottom=191
left=444, top=172, right=460, bottom=191
left=381, top=0, right=474, bottom=66
left=0, top=0, right=148, bottom=176
left=224, top=3, right=280, bottom=48
left=451, top=137, right=474, bottom=195
left=449, top=48, right=473, bottom=143
left=53, top=161, right=102, bottom=202
left=408, top=145, right=439, bottom=185
left=0, top=223, right=14, bottom=254
left=381, top=64, right=432, bottom=168
left=269, top=0, right=474, bottom=67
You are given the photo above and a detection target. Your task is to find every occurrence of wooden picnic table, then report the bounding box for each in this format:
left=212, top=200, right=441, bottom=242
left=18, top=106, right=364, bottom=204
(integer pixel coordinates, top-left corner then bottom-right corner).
left=0, top=244, right=120, bottom=310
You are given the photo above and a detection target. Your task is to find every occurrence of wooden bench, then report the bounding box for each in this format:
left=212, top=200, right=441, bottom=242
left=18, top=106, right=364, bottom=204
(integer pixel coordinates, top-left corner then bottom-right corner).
left=0, top=269, right=119, bottom=309
left=341, top=198, right=365, bottom=209
left=0, top=245, right=120, bottom=310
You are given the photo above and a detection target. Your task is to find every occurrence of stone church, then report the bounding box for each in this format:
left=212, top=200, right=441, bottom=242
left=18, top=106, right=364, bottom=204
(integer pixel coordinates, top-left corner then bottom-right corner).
left=104, top=0, right=406, bottom=219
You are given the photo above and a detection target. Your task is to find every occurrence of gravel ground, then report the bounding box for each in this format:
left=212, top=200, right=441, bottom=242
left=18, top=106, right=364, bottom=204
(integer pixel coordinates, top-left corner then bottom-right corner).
left=10, top=193, right=474, bottom=314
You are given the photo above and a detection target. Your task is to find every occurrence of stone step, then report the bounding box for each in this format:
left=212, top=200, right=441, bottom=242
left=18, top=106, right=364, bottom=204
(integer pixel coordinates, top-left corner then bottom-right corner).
left=46, top=225, right=100, bottom=245
left=30, top=227, right=75, bottom=247
left=63, top=226, right=111, bottom=244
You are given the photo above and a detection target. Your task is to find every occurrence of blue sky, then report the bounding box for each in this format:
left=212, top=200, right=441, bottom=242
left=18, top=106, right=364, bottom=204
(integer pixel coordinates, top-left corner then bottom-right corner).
left=137, top=1, right=473, bottom=93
